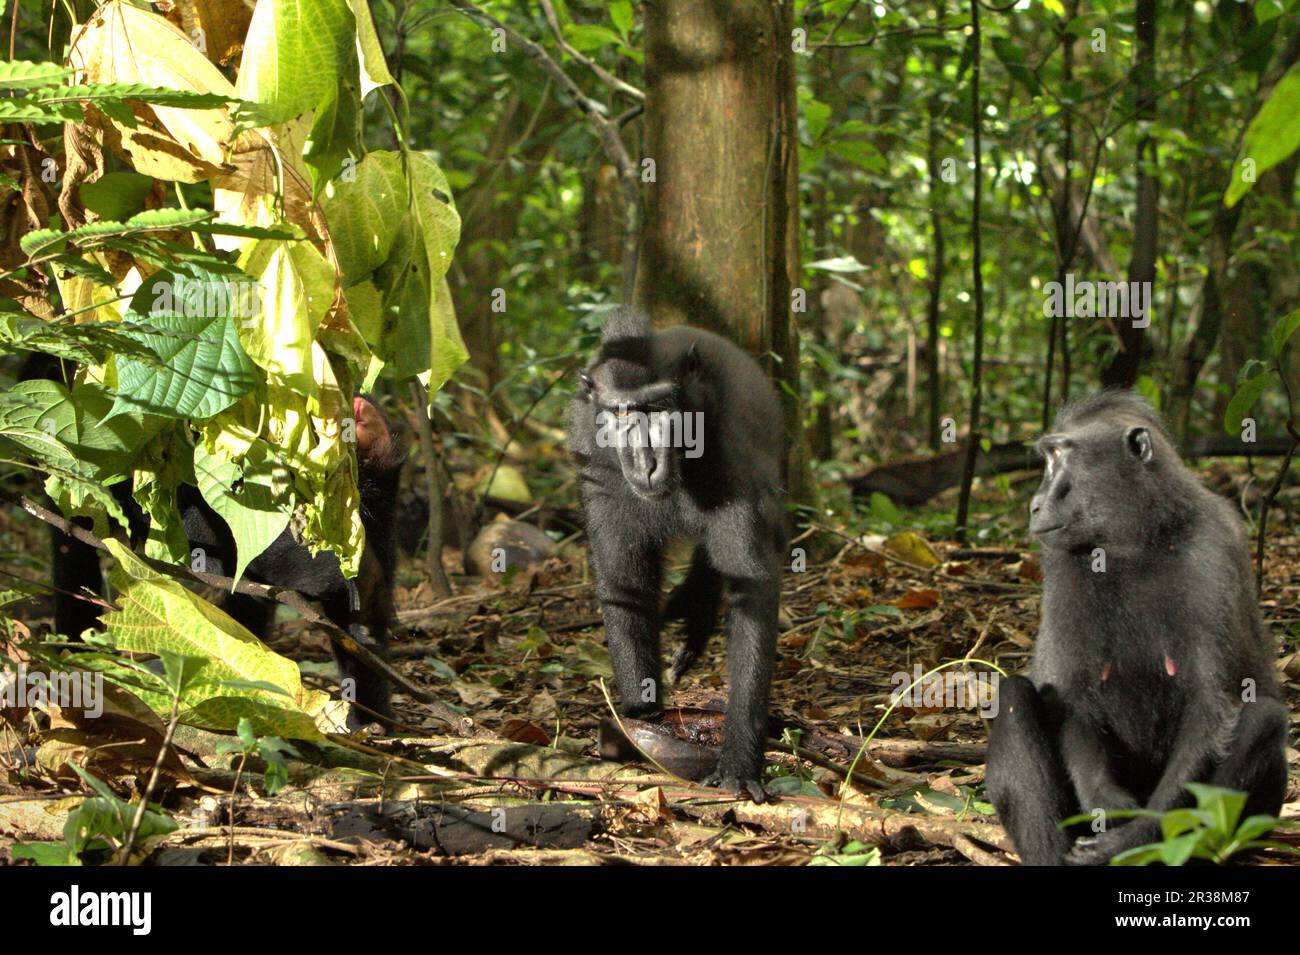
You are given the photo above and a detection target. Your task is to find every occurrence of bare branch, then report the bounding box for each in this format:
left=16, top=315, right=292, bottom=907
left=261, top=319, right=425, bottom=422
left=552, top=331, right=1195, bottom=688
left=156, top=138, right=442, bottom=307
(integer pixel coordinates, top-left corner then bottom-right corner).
left=13, top=494, right=471, bottom=733
left=448, top=0, right=642, bottom=299
left=539, top=0, right=644, bottom=101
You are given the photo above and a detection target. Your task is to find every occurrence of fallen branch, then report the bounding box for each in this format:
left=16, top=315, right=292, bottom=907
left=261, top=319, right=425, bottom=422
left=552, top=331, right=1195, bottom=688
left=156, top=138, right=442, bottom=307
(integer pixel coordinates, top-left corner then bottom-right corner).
left=853, top=436, right=1300, bottom=506
left=677, top=793, right=1013, bottom=858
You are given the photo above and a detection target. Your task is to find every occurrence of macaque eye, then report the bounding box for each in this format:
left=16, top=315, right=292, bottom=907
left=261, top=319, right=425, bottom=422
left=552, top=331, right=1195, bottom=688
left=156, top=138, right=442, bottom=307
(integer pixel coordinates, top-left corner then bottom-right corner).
left=579, top=371, right=594, bottom=394
left=1048, top=446, right=1061, bottom=464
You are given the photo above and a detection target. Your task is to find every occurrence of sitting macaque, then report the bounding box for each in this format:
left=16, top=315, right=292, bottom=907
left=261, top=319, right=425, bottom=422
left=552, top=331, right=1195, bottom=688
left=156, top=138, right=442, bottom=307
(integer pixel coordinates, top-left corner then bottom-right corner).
left=985, top=392, right=1288, bottom=865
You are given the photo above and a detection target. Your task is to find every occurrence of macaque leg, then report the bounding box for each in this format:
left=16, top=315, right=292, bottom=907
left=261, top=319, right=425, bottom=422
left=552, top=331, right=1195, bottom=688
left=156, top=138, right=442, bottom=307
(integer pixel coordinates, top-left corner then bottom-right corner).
left=1070, top=697, right=1287, bottom=865
left=1061, top=715, right=1140, bottom=814
left=330, top=556, right=394, bottom=730
left=1211, top=698, right=1289, bottom=819
left=224, top=592, right=275, bottom=637
left=706, top=573, right=778, bottom=800
left=986, top=675, right=1078, bottom=865
left=52, top=522, right=104, bottom=638
left=664, top=544, right=724, bottom=682
left=586, top=498, right=663, bottom=717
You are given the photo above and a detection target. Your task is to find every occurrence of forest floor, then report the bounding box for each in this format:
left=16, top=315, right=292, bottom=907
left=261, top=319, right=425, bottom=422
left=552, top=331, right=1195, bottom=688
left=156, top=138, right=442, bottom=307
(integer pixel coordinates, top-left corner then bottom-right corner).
left=1, top=477, right=1298, bottom=867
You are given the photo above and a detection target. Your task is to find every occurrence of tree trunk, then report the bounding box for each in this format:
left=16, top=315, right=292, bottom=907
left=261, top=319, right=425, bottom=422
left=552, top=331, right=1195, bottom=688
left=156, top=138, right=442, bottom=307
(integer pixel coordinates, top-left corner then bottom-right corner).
left=1101, top=0, right=1157, bottom=388
left=925, top=86, right=946, bottom=451
left=1042, top=0, right=1080, bottom=425
left=637, top=0, right=806, bottom=497
left=1167, top=25, right=1300, bottom=443
left=955, top=0, right=985, bottom=545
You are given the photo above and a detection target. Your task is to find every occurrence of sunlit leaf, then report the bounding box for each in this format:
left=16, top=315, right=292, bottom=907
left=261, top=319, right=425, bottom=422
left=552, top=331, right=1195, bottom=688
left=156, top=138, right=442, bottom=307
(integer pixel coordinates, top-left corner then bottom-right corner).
left=1226, top=64, right=1300, bottom=207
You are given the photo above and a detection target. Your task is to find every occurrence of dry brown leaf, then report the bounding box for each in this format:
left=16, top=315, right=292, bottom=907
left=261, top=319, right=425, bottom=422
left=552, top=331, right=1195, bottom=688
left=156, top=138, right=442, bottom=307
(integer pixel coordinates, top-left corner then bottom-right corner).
left=501, top=718, right=551, bottom=746
left=1015, top=556, right=1043, bottom=582
left=892, top=588, right=941, bottom=610
left=907, top=713, right=956, bottom=741
left=155, top=0, right=255, bottom=67
left=629, top=786, right=673, bottom=824
left=68, top=1, right=238, bottom=181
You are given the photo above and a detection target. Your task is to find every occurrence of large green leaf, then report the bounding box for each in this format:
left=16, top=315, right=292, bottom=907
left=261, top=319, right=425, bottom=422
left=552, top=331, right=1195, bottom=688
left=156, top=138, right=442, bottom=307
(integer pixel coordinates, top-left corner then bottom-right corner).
left=234, top=0, right=355, bottom=127
left=234, top=239, right=335, bottom=396
left=320, top=150, right=406, bottom=283
left=1226, top=64, right=1300, bottom=207
left=1222, top=368, right=1280, bottom=435
left=193, top=440, right=291, bottom=584
left=79, top=172, right=155, bottom=221
left=108, top=268, right=259, bottom=420
left=371, top=153, right=467, bottom=387
left=348, top=0, right=395, bottom=96
left=303, top=77, right=362, bottom=191
left=0, top=379, right=162, bottom=479
left=102, top=541, right=328, bottom=741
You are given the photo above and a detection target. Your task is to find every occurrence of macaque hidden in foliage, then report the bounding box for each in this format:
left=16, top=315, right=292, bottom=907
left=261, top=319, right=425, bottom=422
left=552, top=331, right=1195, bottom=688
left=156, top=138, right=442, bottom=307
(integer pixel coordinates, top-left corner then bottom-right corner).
left=51, top=395, right=404, bottom=731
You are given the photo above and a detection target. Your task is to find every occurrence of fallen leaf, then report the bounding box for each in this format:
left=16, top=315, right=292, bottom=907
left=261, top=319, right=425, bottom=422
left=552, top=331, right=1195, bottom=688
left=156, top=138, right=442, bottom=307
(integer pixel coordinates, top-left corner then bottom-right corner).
left=501, top=719, right=551, bottom=746
left=1015, top=556, right=1043, bottom=582
left=882, top=531, right=942, bottom=569
left=892, top=588, right=941, bottom=610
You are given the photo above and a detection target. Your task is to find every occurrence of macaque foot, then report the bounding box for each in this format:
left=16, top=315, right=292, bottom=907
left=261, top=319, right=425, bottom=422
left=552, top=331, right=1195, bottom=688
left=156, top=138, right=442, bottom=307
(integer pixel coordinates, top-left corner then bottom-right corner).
left=667, top=646, right=698, bottom=684
left=702, top=756, right=767, bottom=803
left=345, top=708, right=388, bottom=735
left=1064, top=828, right=1130, bottom=866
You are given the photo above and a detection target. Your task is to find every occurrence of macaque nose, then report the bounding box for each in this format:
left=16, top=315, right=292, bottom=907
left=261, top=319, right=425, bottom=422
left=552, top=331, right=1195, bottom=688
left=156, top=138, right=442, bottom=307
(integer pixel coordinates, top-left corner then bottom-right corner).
left=632, top=441, right=654, bottom=478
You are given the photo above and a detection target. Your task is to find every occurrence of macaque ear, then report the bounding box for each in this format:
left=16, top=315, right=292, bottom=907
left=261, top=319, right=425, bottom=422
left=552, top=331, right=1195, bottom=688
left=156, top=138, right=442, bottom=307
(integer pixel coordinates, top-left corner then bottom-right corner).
left=1125, top=426, right=1153, bottom=463
left=579, top=370, right=595, bottom=401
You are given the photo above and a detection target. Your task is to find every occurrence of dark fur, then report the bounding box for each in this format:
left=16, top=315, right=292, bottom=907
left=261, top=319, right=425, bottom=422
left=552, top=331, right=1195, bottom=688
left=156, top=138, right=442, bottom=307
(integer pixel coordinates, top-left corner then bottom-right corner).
left=569, top=309, right=786, bottom=800
left=53, top=398, right=403, bottom=730
left=986, top=391, right=1288, bottom=864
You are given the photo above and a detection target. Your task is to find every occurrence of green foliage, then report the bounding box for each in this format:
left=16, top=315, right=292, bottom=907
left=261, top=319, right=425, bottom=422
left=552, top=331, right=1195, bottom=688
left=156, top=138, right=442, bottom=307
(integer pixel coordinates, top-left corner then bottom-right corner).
left=108, top=267, right=259, bottom=421
left=1226, top=63, right=1300, bottom=207
left=234, top=0, right=359, bottom=127
left=0, top=2, right=465, bottom=743
left=16, top=208, right=292, bottom=263
left=0, top=59, right=72, bottom=88
left=1270, top=306, right=1300, bottom=359
left=1223, top=366, right=1281, bottom=435
left=10, top=766, right=177, bottom=866
left=0, top=70, right=238, bottom=126
left=1223, top=306, right=1300, bottom=435
left=0, top=378, right=164, bottom=483
left=1109, top=784, right=1300, bottom=866
left=809, top=840, right=883, bottom=866
left=216, top=718, right=301, bottom=796
left=192, top=441, right=292, bottom=584
left=90, top=541, right=333, bottom=740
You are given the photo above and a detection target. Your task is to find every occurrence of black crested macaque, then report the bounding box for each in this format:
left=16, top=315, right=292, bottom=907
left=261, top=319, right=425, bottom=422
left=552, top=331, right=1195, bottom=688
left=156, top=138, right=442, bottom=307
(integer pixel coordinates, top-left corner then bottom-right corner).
left=985, top=391, right=1289, bottom=865
left=53, top=396, right=404, bottom=730
left=569, top=309, right=786, bottom=801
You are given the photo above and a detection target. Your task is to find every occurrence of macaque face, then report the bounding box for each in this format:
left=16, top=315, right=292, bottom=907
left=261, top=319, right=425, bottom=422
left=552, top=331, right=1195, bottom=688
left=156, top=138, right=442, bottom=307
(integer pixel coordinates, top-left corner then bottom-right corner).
left=354, top=395, right=394, bottom=468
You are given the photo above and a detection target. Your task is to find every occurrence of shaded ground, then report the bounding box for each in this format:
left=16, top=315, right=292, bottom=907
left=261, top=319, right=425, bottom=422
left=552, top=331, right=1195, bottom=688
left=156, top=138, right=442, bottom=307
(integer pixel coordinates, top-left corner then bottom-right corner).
left=1, top=480, right=1298, bottom=866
